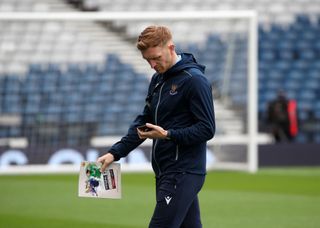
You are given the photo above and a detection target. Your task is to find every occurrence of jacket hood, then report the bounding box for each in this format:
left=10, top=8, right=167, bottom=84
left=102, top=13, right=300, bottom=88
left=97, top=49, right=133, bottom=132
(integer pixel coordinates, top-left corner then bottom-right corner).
left=162, top=53, right=205, bottom=79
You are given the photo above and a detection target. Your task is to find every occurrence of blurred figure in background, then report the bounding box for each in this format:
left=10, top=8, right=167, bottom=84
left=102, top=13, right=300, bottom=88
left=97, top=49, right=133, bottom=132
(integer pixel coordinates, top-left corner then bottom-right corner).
left=267, top=90, right=298, bottom=142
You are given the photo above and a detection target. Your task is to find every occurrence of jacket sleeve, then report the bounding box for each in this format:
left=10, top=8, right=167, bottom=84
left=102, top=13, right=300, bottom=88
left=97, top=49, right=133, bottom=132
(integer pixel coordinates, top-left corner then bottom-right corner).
left=108, top=105, right=152, bottom=161
left=107, top=77, right=156, bottom=161
left=168, top=72, right=215, bottom=145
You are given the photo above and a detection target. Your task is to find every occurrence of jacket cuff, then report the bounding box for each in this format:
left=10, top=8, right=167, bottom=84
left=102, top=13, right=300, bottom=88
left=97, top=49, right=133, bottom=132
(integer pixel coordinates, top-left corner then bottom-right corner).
left=108, top=151, right=121, bottom=161
left=166, top=129, right=173, bottom=140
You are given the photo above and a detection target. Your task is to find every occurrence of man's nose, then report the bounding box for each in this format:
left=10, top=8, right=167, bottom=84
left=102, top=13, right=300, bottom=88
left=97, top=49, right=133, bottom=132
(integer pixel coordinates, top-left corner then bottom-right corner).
left=149, top=60, right=156, bottom=69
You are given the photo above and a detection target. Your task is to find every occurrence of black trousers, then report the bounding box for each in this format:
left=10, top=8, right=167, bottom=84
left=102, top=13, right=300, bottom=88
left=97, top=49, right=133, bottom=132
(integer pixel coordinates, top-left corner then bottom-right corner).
left=149, top=172, right=205, bottom=228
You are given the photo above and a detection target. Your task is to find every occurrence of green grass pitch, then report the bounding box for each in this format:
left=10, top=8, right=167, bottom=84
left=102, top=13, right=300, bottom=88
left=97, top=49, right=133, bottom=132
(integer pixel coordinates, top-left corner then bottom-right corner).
left=0, top=168, right=320, bottom=228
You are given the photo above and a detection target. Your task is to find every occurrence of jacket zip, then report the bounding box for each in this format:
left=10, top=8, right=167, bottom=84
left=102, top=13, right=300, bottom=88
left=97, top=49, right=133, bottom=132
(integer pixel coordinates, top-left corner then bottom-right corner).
left=153, top=82, right=165, bottom=175
left=175, top=145, right=179, bottom=161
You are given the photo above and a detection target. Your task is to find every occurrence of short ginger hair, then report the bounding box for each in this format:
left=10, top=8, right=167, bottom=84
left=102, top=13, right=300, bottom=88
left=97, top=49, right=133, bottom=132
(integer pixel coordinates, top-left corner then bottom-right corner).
left=136, top=25, right=172, bottom=51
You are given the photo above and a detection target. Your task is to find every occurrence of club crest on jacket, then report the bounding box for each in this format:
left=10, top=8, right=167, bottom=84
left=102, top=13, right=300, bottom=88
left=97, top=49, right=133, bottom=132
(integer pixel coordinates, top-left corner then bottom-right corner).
left=170, top=84, right=178, bottom=95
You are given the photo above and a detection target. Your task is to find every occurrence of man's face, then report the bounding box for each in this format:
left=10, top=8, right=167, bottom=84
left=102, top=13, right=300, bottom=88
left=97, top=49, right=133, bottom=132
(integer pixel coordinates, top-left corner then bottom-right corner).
left=141, top=44, right=175, bottom=74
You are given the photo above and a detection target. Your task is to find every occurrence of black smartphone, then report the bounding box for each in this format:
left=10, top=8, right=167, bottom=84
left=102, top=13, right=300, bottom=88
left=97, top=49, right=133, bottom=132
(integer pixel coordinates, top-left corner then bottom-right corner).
left=137, top=125, right=152, bottom=132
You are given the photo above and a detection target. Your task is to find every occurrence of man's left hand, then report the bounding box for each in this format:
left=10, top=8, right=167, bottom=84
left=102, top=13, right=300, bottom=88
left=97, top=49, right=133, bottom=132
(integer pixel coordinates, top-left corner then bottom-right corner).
left=137, top=123, right=168, bottom=139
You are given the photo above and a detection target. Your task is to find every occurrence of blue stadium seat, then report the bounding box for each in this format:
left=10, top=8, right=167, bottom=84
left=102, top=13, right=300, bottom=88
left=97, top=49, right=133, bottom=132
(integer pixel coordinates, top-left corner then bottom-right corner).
left=41, top=74, right=58, bottom=93
left=297, top=90, right=316, bottom=101
left=259, top=49, right=276, bottom=62
left=287, top=70, right=304, bottom=81
left=295, top=40, right=312, bottom=51
left=87, top=94, right=105, bottom=104
left=127, top=93, right=145, bottom=104
left=98, top=124, right=121, bottom=135
left=286, top=90, right=298, bottom=100
left=46, top=63, right=62, bottom=74
left=259, top=39, right=274, bottom=51
left=24, top=101, right=40, bottom=114
left=297, top=110, right=309, bottom=121
left=83, top=103, right=101, bottom=114
left=302, top=78, right=319, bottom=90
left=23, top=114, right=37, bottom=125
left=295, top=132, right=309, bottom=143
left=274, top=60, right=291, bottom=72
left=313, top=133, right=320, bottom=143
left=9, top=127, right=20, bottom=137
left=297, top=100, right=313, bottom=113
left=97, top=123, right=110, bottom=135
left=2, top=94, right=21, bottom=114
left=277, top=39, right=295, bottom=50
left=42, top=113, right=61, bottom=123
left=77, top=82, right=93, bottom=94
left=278, top=49, right=295, bottom=60
left=83, top=112, right=100, bottom=122
left=283, top=79, right=300, bottom=91
left=265, top=80, right=282, bottom=90
left=46, top=104, right=62, bottom=115
left=313, top=102, right=320, bottom=119
left=96, top=81, right=113, bottom=94
left=67, top=63, right=83, bottom=75
left=103, top=104, right=124, bottom=115
left=65, top=93, right=82, bottom=105
left=101, top=112, right=117, bottom=123
left=295, top=14, right=312, bottom=26
left=28, top=63, right=44, bottom=74
left=3, top=76, right=21, bottom=94
left=261, top=90, right=277, bottom=103
left=299, top=49, right=316, bottom=60
left=258, top=62, right=271, bottom=74
left=314, top=111, right=320, bottom=120
left=268, top=69, right=284, bottom=80
left=125, top=102, right=143, bottom=116
left=63, top=111, right=82, bottom=123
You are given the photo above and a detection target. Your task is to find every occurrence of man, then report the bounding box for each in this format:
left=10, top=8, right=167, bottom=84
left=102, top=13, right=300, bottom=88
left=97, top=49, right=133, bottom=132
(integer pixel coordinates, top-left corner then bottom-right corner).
left=97, top=25, right=215, bottom=228
left=267, top=90, right=297, bottom=142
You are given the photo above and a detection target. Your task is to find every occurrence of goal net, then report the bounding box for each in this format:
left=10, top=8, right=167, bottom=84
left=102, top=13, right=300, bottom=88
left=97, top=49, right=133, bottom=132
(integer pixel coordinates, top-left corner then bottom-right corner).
left=0, top=11, right=263, bottom=174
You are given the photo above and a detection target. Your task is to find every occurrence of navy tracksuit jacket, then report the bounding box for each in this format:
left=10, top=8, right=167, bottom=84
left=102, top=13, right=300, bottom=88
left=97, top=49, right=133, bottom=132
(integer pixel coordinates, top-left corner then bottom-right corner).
left=108, top=52, right=215, bottom=177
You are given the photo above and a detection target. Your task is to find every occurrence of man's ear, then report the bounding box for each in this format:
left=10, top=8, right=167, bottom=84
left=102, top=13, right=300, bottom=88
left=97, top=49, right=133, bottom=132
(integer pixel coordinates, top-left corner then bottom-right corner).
left=168, top=44, right=175, bottom=51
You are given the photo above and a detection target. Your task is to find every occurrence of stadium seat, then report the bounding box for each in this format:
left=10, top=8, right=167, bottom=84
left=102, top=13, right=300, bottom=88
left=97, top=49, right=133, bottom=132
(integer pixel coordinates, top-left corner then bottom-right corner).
left=2, top=94, right=21, bottom=114
left=313, top=133, right=320, bottom=143
left=297, top=110, right=309, bottom=121
left=295, top=132, right=309, bottom=143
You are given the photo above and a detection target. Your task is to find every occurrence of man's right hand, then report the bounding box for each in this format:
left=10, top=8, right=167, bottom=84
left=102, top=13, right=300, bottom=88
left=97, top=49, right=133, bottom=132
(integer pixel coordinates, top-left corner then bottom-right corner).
left=97, top=153, right=115, bottom=172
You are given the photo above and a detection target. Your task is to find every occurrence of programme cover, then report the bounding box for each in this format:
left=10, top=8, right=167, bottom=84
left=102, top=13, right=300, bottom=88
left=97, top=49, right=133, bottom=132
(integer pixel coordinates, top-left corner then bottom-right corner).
left=78, top=162, right=121, bottom=199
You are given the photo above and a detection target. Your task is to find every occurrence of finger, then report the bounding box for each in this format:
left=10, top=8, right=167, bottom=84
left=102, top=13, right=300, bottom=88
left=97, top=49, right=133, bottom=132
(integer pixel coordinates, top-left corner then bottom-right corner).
left=138, top=133, right=147, bottom=139
left=145, top=123, right=155, bottom=128
left=100, top=161, right=109, bottom=173
left=137, top=128, right=148, bottom=139
left=137, top=129, right=143, bottom=139
left=146, top=123, right=162, bottom=133
left=97, top=157, right=104, bottom=164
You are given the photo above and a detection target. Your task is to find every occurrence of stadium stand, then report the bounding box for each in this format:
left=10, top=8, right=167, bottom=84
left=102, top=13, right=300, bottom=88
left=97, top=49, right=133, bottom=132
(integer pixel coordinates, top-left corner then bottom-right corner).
left=0, top=0, right=320, bottom=146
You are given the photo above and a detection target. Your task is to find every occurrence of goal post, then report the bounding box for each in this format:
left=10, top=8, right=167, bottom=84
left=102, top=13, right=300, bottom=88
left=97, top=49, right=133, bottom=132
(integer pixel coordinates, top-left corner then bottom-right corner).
left=0, top=11, right=262, bottom=174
